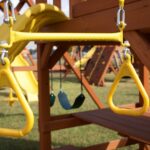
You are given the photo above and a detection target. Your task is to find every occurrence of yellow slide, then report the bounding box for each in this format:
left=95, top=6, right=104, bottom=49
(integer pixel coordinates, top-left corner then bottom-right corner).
left=0, top=3, right=68, bottom=62
left=74, top=46, right=97, bottom=68
left=11, top=55, right=38, bottom=102
left=0, top=3, right=67, bottom=137
left=0, top=4, right=68, bottom=101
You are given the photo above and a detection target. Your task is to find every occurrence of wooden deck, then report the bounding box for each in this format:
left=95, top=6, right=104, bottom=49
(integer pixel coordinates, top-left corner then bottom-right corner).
left=74, top=108, right=150, bottom=144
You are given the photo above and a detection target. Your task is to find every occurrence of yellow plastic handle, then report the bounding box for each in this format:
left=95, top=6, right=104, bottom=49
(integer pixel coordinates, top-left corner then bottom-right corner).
left=107, top=54, right=149, bottom=116
left=0, top=58, right=34, bottom=137
left=74, top=46, right=97, bottom=68
left=119, top=0, right=125, bottom=8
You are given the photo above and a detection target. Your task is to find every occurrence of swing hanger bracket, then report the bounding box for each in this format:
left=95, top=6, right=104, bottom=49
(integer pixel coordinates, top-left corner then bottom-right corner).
left=3, top=0, right=16, bottom=23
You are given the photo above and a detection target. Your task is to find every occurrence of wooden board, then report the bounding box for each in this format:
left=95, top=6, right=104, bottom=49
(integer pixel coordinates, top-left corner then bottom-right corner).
left=124, top=31, right=150, bottom=71
left=84, top=46, right=115, bottom=86
left=73, top=0, right=137, bottom=18
left=89, top=46, right=115, bottom=86
left=48, top=0, right=150, bottom=33
left=74, top=108, right=150, bottom=144
left=84, top=47, right=104, bottom=80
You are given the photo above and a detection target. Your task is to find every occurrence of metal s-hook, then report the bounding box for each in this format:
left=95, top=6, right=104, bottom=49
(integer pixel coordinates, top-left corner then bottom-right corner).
left=4, top=0, right=16, bottom=23
left=0, top=48, right=8, bottom=65
left=117, top=0, right=126, bottom=31
left=123, top=47, right=131, bottom=59
left=117, top=7, right=126, bottom=30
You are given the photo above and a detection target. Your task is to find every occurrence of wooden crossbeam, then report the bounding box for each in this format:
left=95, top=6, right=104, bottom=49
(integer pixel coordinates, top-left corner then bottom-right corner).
left=73, top=0, right=137, bottom=18
left=47, top=0, right=150, bottom=33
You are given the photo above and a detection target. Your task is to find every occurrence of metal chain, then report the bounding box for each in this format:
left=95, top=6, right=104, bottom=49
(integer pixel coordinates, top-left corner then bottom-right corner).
left=79, top=47, right=83, bottom=94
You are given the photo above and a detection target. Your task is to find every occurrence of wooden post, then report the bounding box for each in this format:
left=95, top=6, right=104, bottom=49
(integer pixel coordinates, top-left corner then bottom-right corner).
left=69, top=0, right=84, bottom=18
left=53, top=0, right=61, bottom=8
left=36, top=1, right=49, bottom=149
left=38, top=43, right=51, bottom=150
left=36, top=0, right=47, bottom=3
left=138, top=63, right=150, bottom=106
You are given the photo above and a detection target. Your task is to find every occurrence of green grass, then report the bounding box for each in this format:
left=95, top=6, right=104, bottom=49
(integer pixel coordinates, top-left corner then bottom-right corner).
left=0, top=72, right=144, bottom=149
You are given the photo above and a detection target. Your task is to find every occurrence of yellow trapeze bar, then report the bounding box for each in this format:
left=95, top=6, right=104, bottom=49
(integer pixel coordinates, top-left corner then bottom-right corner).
left=0, top=17, right=123, bottom=49
left=0, top=58, right=34, bottom=137
left=13, top=31, right=123, bottom=42
left=107, top=54, right=149, bottom=116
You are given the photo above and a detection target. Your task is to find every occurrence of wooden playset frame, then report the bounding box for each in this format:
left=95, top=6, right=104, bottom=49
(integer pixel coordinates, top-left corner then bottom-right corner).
left=0, top=0, right=150, bottom=149
left=35, top=0, right=150, bottom=149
